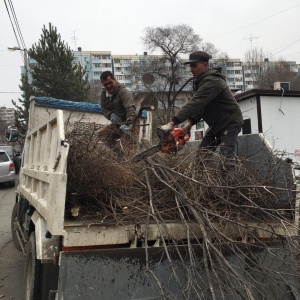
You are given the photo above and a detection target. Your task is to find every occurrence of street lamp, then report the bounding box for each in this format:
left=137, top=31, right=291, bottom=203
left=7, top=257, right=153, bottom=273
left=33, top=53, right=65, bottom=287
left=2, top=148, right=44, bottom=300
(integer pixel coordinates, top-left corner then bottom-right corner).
left=7, top=46, right=29, bottom=78
left=7, top=46, right=25, bottom=51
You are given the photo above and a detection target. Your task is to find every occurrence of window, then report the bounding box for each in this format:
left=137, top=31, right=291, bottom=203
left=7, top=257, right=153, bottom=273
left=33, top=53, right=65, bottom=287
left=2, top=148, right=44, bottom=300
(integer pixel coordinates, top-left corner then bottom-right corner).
left=242, top=119, right=251, bottom=134
left=0, top=152, right=9, bottom=162
left=94, top=71, right=102, bottom=76
left=102, top=63, right=111, bottom=68
left=114, top=59, right=120, bottom=63
left=102, top=55, right=111, bottom=59
left=194, top=131, right=203, bottom=141
left=93, top=55, right=101, bottom=59
left=196, top=121, right=204, bottom=130
left=93, top=63, right=101, bottom=68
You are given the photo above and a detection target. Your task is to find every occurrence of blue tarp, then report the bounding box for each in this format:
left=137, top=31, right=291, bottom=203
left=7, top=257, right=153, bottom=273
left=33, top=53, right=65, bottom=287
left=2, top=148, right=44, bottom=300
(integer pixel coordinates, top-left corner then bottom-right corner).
left=33, top=97, right=147, bottom=118
left=34, top=97, right=102, bottom=113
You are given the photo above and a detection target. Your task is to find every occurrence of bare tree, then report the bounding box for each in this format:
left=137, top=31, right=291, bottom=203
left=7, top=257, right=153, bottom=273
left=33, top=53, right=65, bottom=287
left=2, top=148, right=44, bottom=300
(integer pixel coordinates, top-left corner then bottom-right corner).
left=88, top=80, right=103, bottom=104
left=243, top=47, right=300, bottom=90
left=136, top=24, right=203, bottom=123
left=260, top=59, right=300, bottom=90
left=243, top=47, right=267, bottom=88
left=200, top=42, right=219, bottom=58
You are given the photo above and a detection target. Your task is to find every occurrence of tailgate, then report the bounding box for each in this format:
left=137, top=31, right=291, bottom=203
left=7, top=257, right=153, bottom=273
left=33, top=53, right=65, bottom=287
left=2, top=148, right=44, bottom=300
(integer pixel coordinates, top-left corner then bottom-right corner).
left=56, top=244, right=300, bottom=300
left=58, top=246, right=200, bottom=300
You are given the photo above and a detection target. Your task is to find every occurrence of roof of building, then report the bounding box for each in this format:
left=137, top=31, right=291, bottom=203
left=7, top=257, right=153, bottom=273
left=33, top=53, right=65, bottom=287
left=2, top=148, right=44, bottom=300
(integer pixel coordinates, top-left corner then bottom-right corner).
left=235, top=89, right=300, bottom=102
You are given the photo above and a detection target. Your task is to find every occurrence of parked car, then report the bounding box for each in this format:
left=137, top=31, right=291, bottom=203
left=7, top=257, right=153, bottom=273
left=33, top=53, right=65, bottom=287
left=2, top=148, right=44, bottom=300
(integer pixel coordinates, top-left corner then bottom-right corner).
left=0, top=145, right=21, bottom=174
left=0, top=150, right=15, bottom=187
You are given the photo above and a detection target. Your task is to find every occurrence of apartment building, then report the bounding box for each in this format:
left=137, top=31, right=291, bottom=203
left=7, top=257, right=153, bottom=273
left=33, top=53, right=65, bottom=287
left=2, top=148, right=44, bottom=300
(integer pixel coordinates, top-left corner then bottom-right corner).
left=0, top=107, right=15, bottom=125
left=23, top=48, right=298, bottom=95
left=73, top=48, right=112, bottom=84
left=73, top=49, right=147, bottom=91
left=216, top=58, right=298, bottom=92
left=72, top=49, right=189, bottom=93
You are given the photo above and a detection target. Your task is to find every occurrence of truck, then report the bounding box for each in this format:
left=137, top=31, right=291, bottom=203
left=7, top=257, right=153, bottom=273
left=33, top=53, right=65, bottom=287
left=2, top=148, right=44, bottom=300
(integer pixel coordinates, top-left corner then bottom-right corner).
left=11, top=96, right=300, bottom=300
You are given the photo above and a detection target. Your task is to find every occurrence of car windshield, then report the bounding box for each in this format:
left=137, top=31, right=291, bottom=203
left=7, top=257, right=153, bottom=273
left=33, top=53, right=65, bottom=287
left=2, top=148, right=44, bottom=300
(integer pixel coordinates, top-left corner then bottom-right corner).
left=0, top=151, right=9, bottom=162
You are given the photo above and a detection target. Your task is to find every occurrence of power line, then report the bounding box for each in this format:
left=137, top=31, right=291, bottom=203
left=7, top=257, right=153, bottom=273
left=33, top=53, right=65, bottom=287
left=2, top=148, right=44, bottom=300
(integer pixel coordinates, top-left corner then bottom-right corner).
left=0, top=65, right=21, bottom=67
left=271, top=37, right=300, bottom=57
left=4, top=0, right=27, bottom=66
left=208, top=3, right=300, bottom=41
left=7, top=0, right=27, bottom=50
left=4, top=0, right=22, bottom=50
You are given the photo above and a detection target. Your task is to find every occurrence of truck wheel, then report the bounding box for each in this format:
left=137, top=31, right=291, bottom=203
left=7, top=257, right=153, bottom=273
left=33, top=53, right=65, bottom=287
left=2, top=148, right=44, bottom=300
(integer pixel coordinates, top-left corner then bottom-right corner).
left=24, top=233, right=42, bottom=300
left=11, top=203, right=22, bottom=251
left=24, top=232, right=59, bottom=300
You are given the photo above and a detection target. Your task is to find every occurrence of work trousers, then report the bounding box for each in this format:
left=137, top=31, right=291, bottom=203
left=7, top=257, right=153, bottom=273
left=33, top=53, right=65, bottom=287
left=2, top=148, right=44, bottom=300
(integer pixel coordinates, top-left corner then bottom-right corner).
left=199, top=126, right=241, bottom=159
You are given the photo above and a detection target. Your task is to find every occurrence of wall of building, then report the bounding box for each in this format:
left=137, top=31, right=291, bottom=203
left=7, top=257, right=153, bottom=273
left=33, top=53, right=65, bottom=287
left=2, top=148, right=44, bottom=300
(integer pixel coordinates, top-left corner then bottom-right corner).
left=238, top=95, right=300, bottom=159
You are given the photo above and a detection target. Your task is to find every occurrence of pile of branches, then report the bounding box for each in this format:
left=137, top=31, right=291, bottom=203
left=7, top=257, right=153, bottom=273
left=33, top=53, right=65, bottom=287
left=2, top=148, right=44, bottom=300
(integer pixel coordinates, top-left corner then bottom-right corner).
left=65, top=124, right=300, bottom=299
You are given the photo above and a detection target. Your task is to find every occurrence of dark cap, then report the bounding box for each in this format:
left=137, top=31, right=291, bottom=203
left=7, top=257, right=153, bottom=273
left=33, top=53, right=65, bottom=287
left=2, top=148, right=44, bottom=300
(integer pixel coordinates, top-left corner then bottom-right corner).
left=184, top=51, right=210, bottom=64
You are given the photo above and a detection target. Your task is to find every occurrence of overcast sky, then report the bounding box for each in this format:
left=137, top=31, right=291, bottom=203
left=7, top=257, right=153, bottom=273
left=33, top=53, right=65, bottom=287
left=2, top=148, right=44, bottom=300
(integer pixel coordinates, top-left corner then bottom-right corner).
left=1, top=0, right=300, bottom=108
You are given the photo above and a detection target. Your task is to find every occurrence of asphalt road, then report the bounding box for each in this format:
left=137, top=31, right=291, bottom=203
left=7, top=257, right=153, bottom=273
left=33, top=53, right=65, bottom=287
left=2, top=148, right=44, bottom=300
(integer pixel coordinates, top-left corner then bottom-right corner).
left=0, top=178, right=24, bottom=300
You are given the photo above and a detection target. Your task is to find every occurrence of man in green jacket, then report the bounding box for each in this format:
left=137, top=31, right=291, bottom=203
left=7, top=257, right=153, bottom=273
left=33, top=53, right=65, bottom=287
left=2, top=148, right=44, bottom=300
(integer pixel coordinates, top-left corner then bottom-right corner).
left=161, top=51, right=243, bottom=159
left=100, top=71, right=137, bottom=132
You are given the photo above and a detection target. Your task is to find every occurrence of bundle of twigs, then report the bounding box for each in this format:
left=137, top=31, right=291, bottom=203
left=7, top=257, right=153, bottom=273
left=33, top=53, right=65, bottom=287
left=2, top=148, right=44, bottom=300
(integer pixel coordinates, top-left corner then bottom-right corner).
left=64, top=124, right=299, bottom=299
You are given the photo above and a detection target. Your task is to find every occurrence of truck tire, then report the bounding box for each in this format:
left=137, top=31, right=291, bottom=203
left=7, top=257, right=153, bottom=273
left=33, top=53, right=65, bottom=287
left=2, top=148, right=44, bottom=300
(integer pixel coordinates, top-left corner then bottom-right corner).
left=11, top=202, right=22, bottom=251
left=24, top=232, right=59, bottom=300
left=24, top=233, right=42, bottom=300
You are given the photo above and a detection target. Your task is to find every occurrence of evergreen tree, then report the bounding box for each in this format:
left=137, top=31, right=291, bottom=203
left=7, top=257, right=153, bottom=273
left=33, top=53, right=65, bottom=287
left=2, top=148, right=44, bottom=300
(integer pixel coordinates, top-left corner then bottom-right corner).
left=12, top=23, right=90, bottom=138
left=12, top=73, right=35, bottom=138
left=28, top=23, right=90, bottom=101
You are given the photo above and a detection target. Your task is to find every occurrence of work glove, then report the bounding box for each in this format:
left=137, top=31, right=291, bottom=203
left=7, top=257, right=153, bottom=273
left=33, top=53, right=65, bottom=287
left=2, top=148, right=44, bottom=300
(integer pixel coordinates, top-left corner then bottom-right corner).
left=119, top=124, right=133, bottom=133
left=110, top=113, right=122, bottom=124
left=181, top=121, right=193, bottom=134
left=160, top=122, right=174, bottom=132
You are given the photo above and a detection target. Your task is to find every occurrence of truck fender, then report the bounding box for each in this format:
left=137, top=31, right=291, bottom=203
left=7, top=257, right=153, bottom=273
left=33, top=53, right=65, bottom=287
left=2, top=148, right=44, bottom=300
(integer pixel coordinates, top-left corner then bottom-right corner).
left=31, top=211, right=60, bottom=262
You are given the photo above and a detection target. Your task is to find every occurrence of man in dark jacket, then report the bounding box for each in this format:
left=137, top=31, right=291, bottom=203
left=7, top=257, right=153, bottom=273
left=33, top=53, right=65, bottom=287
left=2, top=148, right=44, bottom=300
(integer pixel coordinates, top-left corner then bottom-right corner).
left=100, top=71, right=137, bottom=132
left=161, top=51, right=243, bottom=159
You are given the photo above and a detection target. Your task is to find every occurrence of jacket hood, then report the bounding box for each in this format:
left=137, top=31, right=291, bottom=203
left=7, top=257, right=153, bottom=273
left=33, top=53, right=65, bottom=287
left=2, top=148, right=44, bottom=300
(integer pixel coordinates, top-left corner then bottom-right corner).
left=195, top=68, right=226, bottom=82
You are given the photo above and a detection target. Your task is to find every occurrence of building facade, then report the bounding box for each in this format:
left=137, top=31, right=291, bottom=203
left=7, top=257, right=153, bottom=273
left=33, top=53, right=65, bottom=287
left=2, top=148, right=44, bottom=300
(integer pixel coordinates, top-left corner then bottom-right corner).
left=0, top=107, right=15, bottom=125
left=214, top=58, right=299, bottom=92
left=235, top=89, right=300, bottom=162
left=24, top=47, right=298, bottom=96
left=0, top=107, right=15, bottom=144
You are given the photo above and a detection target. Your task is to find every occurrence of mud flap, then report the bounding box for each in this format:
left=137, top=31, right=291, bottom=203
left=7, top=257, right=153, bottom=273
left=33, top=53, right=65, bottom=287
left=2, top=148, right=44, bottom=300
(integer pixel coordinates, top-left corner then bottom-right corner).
left=57, top=246, right=200, bottom=300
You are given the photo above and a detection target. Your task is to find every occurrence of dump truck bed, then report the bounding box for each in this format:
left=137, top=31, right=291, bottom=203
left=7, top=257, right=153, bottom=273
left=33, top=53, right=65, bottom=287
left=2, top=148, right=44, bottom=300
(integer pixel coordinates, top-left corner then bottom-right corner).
left=18, top=97, right=300, bottom=300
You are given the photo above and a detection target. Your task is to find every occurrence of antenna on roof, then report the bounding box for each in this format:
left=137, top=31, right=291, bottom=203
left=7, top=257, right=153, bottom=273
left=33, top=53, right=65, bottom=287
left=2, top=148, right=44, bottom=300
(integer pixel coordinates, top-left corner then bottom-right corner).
left=71, top=30, right=77, bottom=51
left=243, top=34, right=259, bottom=51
